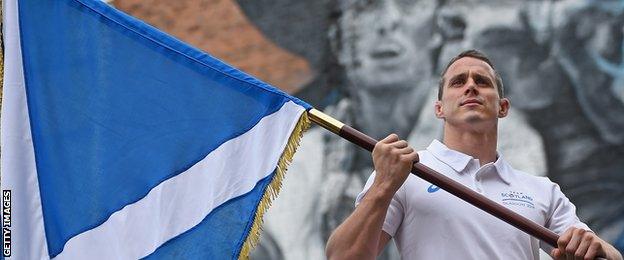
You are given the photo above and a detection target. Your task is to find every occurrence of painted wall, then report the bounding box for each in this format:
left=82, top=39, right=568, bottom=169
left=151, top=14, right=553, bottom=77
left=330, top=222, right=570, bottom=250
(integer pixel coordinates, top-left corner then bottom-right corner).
left=116, top=0, right=624, bottom=258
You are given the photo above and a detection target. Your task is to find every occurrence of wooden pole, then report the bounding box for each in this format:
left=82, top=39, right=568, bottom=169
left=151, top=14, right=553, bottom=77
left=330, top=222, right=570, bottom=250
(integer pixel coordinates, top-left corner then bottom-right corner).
left=307, top=108, right=560, bottom=248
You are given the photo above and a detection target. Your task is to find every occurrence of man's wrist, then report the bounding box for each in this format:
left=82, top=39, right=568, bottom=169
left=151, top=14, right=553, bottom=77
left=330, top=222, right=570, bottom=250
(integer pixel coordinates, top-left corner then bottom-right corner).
left=365, top=182, right=397, bottom=204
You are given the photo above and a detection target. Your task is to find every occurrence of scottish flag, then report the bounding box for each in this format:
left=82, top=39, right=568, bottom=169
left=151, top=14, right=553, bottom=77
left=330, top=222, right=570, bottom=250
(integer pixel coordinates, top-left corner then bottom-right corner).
left=0, top=0, right=310, bottom=258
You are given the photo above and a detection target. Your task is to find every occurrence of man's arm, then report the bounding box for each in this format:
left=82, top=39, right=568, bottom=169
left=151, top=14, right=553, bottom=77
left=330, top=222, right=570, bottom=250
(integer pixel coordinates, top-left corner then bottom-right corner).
left=324, top=187, right=394, bottom=259
left=551, top=227, right=622, bottom=260
left=325, top=134, right=417, bottom=260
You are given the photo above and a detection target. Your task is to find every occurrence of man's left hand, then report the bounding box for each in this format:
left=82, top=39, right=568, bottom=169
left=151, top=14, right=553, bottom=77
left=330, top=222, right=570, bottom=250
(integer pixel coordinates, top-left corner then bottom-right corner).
left=551, top=227, right=623, bottom=260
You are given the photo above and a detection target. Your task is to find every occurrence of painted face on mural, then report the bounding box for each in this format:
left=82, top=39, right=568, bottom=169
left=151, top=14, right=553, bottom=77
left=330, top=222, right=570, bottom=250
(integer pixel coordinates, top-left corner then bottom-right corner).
left=335, top=0, right=437, bottom=90
left=434, top=0, right=525, bottom=70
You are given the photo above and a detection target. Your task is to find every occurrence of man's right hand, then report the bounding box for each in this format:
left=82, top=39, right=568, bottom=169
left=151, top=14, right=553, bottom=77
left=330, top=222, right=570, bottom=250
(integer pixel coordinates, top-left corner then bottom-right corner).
left=371, top=134, right=418, bottom=196
left=326, top=133, right=417, bottom=259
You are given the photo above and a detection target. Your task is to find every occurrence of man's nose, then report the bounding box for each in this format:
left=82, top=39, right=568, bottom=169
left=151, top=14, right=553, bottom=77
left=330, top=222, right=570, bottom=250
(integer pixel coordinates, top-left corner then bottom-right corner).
left=436, top=8, right=466, bottom=41
left=464, top=80, right=478, bottom=96
left=376, top=1, right=401, bottom=36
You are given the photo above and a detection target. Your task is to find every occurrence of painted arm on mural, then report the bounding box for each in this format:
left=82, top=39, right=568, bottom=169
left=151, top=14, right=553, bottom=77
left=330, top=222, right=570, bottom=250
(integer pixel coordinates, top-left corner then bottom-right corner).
left=325, top=134, right=416, bottom=260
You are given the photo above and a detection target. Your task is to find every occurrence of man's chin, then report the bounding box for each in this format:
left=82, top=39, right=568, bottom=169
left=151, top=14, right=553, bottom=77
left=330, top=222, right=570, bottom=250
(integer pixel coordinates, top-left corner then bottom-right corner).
left=463, top=114, right=502, bottom=129
left=458, top=112, right=494, bottom=124
left=467, top=117, right=486, bottom=125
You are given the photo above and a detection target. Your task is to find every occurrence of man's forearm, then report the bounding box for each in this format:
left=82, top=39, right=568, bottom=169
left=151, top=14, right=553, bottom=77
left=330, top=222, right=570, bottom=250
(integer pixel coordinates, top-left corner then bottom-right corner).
left=326, top=134, right=415, bottom=259
left=325, top=184, right=393, bottom=260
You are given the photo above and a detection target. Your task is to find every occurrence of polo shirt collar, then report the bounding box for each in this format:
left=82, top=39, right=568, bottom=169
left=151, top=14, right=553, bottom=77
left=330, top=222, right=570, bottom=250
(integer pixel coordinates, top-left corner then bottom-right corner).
left=492, top=153, right=513, bottom=185
left=426, top=139, right=512, bottom=185
left=427, top=140, right=472, bottom=173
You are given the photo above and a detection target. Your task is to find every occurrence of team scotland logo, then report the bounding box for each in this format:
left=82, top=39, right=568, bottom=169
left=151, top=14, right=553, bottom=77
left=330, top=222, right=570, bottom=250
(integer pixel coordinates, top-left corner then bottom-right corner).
left=501, top=191, right=535, bottom=209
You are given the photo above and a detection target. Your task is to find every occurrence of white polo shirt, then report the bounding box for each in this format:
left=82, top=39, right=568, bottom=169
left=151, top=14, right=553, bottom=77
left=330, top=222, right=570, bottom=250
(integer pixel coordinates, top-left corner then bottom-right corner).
left=355, top=140, right=589, bottom=260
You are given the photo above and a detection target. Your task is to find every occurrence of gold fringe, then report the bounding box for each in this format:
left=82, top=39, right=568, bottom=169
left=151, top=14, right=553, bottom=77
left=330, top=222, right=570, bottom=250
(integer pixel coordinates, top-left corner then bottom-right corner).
left=238, top=110, right=311, bottom=259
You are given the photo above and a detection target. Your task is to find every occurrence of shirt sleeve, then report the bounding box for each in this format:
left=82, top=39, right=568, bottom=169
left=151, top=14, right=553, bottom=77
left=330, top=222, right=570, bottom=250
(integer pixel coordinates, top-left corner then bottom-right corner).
left=355, top=171, right=405, bottom=237
left=540, top=181, right=591, bottom=252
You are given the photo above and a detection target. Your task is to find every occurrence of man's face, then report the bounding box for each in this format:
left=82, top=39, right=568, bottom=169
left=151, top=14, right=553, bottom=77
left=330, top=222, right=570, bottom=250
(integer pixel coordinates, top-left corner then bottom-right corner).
left=336, top=0, right=437, bottom=90
left=435, top=57, right=509, bottom=128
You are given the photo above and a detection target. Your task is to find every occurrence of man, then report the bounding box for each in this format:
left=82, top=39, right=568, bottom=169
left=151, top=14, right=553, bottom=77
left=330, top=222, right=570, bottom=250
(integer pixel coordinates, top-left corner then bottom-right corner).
left=325, top=50, right=622, bottom=259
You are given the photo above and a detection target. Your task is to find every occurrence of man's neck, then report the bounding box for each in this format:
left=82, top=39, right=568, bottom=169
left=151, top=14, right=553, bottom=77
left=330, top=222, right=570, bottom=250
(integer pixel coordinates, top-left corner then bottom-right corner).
left=442, top=123, right=498, bottom=166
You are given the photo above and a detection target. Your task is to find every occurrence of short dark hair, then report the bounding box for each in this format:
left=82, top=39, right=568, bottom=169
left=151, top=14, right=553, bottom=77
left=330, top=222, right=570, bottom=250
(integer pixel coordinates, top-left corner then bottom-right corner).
left=437, top=50, right=504, bottom=100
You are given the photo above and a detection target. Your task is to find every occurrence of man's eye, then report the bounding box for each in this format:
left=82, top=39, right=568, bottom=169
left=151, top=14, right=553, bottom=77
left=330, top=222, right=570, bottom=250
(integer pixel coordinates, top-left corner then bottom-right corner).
left=476, top=79, right=491, bottom=86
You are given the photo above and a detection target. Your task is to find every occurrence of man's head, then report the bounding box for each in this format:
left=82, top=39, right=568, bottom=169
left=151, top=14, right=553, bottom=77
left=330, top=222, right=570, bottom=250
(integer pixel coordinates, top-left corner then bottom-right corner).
left=331, top=0, right=439, bottom=90
left=437, top=50, right=504, bottom=100
left=435, top=50, right=509, bottom=128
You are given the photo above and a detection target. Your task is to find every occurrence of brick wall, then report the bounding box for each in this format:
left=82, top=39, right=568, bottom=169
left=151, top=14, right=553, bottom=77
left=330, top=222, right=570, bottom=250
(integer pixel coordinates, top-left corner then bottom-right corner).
left=114, top=0, right=313, bottom=93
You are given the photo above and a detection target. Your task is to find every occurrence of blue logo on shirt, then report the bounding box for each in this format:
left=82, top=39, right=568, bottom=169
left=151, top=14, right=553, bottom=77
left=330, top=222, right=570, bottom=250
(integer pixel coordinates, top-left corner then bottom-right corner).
left=427, top=185, right=441, bottom=193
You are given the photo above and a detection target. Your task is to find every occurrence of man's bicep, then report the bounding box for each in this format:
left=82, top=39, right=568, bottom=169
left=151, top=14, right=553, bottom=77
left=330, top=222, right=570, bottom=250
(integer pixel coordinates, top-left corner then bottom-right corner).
left=377, top=231, right=392, bottom=256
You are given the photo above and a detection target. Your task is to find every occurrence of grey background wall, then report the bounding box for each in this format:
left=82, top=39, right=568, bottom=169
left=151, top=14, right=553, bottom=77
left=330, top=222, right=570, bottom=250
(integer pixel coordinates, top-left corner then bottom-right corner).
left=116, top=0, right=624, bottom=258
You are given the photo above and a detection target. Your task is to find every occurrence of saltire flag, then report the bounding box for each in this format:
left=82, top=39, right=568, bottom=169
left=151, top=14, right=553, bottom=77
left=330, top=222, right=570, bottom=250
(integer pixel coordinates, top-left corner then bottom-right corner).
left=0, top=0, right=311, bottom=258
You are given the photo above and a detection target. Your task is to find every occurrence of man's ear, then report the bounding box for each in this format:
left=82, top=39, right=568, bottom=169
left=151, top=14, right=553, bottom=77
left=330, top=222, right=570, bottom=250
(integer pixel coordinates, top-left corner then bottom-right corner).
left=435, top=100, right=445, bottom=118
left=498, top=98, right=510, bottom=118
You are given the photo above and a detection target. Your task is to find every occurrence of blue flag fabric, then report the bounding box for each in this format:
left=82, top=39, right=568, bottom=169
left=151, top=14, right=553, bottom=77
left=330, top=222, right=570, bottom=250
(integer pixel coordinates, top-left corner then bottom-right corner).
left=0, top=0, right=310, bottom=259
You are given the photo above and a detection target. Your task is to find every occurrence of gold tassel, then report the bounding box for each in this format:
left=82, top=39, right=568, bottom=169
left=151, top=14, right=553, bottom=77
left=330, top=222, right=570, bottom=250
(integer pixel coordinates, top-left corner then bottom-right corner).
left=238, top=110, right=311, bottom=259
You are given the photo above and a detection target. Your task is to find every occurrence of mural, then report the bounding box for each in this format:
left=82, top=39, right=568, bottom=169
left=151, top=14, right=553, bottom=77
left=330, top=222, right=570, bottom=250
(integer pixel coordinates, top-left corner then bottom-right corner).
left=234, top=0, right=624, bottom=259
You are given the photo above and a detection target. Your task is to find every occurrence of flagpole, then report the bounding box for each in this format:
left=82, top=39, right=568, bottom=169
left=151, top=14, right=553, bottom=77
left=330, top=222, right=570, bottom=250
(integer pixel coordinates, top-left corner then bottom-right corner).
left=307, top=108, right=560, bottom=248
